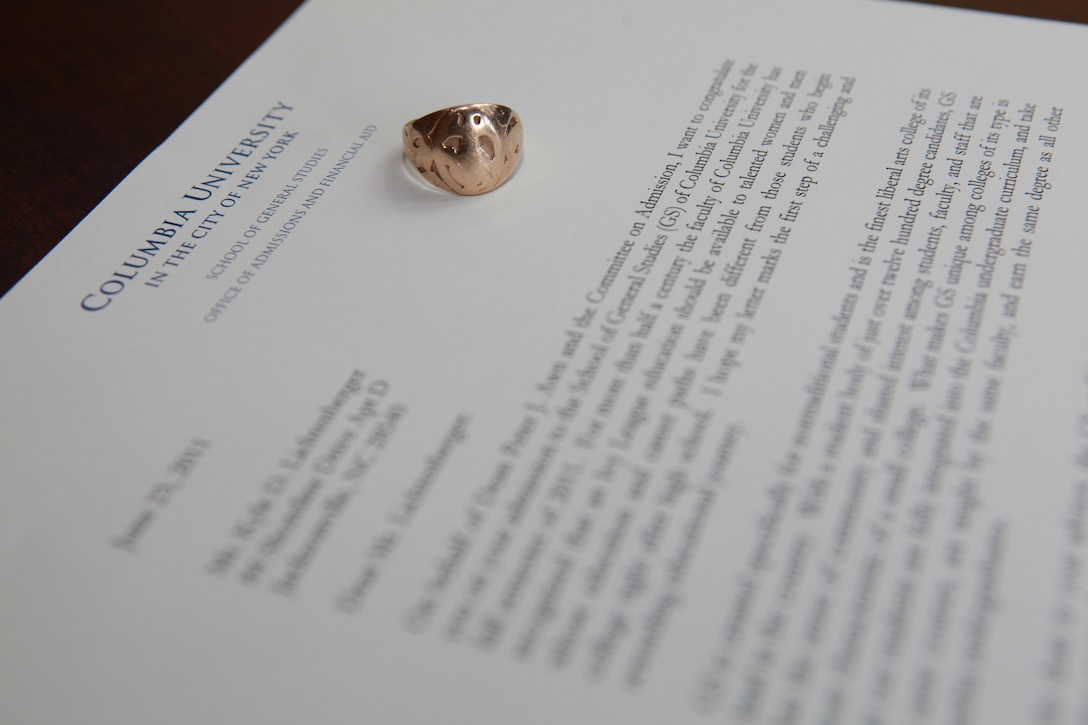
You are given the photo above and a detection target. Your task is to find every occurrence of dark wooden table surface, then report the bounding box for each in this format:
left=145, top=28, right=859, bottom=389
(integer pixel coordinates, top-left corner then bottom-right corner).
left=2, top=0, right=1085, bottom=298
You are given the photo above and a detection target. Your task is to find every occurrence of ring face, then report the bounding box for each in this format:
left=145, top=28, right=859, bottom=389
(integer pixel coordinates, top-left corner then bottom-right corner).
left=403, top=104, right=523, bottom=195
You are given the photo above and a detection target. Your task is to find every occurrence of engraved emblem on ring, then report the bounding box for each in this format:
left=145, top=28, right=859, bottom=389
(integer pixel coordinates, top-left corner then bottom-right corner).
left=403, top=104, right=523, bottom=195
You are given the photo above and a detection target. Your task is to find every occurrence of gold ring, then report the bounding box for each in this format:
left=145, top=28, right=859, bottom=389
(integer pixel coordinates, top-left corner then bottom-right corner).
left=403, top=104, right=523, bottom=195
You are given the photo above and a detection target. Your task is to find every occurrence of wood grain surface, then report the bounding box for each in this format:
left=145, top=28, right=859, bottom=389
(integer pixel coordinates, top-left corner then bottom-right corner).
left=1, top=0, right=1084, bottom=296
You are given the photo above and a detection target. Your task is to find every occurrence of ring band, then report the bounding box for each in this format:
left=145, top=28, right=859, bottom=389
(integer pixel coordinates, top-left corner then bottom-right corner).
left=403, top=104, right=523, bottom=195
